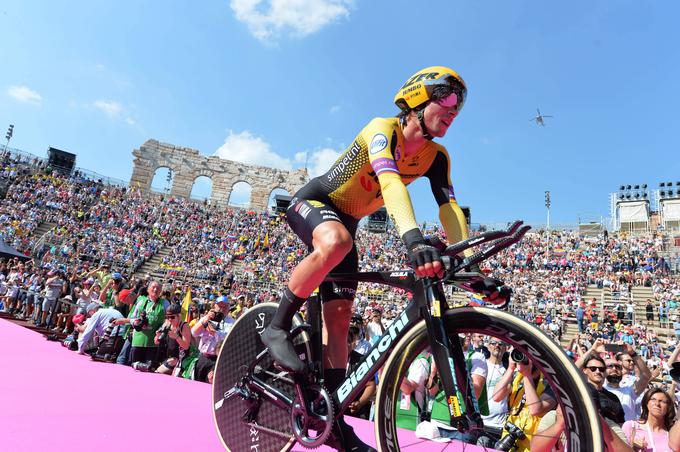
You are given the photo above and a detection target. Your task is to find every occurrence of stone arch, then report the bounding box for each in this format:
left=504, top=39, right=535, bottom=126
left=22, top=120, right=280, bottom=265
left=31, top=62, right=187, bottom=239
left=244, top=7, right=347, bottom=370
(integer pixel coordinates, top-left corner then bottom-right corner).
left=190, top=175, right=213, bottom=201
left=268, top=186, right=290, bottom=208
left=228, top=180, right=253, bottom=207
left=129, top=139, right=308, bottom=210
left=150, top=166, right=174, bottom=194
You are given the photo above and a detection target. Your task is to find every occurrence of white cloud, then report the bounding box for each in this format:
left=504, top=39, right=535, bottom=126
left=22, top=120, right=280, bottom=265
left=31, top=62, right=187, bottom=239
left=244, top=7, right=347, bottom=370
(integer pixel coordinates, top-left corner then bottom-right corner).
left=7, top=85, right=43, bottom=105
left=215, top=130, right=293, bottom=170
left=215, top=130, right=342, bottom=177
left=307, top=147, right=341, bottom=177
left=329, top=105, right=341, bottom=114
left=230, top=0, right=352, bottom=42
left=295, top=148, right=341, bottom=177
left=125, top=117, right=136, bottom=125
left=93, top=100, right=123, bottom=118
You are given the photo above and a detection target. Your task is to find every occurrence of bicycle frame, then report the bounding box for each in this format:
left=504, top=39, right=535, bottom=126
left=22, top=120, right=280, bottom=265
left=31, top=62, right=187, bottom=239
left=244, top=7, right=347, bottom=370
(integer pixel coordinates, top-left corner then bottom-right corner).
left=322, top=269, right=477, bottom=431
left=240, top=221, right=529, bottom=435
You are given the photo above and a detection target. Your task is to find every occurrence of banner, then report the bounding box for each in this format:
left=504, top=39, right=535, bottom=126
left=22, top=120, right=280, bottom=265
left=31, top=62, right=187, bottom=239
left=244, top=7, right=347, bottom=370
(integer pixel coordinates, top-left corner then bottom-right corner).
left=619, top=201, right=649, bottom=223
left=662, top=199, right=680, bottom=221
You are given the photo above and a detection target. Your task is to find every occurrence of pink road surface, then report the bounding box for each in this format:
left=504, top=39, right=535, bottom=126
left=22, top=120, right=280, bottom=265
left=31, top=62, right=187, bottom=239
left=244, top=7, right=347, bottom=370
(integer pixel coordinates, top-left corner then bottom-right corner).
left=0, top=318, right=494, bottom=452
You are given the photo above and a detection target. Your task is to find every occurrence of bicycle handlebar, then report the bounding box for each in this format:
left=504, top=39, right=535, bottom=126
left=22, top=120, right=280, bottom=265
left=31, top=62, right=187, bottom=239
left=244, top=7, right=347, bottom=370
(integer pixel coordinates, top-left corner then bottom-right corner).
left=439, top=220, right=531, bottom=283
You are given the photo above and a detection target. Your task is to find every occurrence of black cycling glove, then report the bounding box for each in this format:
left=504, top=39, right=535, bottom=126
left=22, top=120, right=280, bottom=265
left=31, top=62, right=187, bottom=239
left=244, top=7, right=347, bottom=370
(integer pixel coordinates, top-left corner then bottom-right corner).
left=403, top=229, right=442, bottom=270
left=470, top=277, right=512, bottom=307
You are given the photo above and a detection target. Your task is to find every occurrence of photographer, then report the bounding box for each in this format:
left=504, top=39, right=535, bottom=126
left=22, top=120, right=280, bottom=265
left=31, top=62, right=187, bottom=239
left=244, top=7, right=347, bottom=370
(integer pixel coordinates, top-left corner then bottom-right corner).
left=77, top=302, right=123, bottom=355
left=492, top=349, right=556, bottom=452
left=154, top=304, right=193, bottom=376
left=112, top=280, right=165, bottom=369
left=191, top=302, right=229, bottom=383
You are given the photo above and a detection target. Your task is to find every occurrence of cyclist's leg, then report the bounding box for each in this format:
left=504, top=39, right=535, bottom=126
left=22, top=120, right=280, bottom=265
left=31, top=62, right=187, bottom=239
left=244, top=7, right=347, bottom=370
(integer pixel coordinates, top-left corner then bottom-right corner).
left=318, top=241, right=375, bottom=452
left=262, top=199, right=353, bottom=374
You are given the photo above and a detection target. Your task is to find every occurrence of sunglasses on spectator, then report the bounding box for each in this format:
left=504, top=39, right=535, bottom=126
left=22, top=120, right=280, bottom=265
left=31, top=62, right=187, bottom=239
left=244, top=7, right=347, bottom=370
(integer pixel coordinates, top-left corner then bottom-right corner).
left=488, top=340, right=503, bottom=346
left=586, top=366, right=606, bottom=373
left=166, top=315, right=177, bottom=319
left=606, top=364, right=622, bottom=370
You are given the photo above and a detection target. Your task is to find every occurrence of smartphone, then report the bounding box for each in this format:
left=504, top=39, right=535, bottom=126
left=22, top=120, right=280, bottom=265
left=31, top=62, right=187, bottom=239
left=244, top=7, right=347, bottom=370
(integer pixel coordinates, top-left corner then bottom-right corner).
left=604, top=344, right=624, bottom=353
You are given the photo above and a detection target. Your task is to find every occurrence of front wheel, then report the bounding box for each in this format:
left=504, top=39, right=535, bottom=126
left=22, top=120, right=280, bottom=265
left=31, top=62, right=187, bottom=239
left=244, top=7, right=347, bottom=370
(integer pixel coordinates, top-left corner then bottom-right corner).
left=374, top=307, right=603, bottom=452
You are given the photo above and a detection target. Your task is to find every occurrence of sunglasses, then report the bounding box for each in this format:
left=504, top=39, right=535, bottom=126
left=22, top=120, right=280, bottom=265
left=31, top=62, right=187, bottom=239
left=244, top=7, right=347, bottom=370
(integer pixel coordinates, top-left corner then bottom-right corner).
left=488, top=341, right=503, bottom=346
left=166, top=315, right=177, bottom=319
left=586, top=366, right=606, bottom=373
left=606, top=364, right=622, bottom=370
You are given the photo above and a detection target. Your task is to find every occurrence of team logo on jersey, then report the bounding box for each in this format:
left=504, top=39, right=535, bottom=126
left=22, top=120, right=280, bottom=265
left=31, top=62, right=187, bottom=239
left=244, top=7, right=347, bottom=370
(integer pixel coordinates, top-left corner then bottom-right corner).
left=369, top=133, right=388, bottom=155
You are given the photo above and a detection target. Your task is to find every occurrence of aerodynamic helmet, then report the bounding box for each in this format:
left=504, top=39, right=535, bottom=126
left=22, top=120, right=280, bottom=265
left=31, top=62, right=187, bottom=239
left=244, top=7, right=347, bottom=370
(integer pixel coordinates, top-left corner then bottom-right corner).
left=394, top=66, right=467, bottom=112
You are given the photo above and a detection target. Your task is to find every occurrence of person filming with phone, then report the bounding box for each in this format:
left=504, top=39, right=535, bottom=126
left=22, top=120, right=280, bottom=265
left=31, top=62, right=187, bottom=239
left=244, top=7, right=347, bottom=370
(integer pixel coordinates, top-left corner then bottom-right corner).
left=604, top=344, right=652, bottom=422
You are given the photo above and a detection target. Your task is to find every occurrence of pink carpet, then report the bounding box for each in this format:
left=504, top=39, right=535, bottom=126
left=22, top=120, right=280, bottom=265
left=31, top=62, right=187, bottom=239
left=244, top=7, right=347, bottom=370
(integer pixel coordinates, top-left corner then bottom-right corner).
left=0, top=318, right=492, bottom=451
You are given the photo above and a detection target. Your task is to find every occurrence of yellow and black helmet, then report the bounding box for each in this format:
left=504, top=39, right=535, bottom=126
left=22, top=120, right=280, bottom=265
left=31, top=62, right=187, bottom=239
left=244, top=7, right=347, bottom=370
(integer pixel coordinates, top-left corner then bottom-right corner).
left=394, top=66, right=467, bottom=112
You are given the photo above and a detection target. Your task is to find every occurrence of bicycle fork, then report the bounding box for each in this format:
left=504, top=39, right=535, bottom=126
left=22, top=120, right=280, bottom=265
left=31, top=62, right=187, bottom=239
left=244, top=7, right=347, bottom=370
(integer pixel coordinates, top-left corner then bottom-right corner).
left=422, top=280, right=483, bottom=434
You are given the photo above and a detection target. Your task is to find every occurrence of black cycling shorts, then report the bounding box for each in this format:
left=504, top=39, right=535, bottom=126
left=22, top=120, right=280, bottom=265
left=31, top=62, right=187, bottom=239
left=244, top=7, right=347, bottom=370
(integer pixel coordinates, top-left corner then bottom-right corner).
left=286, top=197, right=359, bottom=302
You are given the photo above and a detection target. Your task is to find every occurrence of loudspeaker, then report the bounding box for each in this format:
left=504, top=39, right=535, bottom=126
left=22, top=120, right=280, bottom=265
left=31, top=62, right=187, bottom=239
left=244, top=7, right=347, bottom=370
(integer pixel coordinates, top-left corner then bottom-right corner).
left=47, top=147, right=76, bottom=175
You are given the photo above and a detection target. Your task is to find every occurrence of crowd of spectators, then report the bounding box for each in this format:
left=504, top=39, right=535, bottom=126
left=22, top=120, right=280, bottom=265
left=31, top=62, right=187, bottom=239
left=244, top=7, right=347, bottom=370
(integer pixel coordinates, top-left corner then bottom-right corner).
left=3, top=154, right=680, bottom=449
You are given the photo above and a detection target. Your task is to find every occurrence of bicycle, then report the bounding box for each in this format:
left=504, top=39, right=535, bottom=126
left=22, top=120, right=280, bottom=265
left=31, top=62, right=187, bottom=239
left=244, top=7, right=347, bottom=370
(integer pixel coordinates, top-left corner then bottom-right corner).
left=212, top=221, right=603, bottom=451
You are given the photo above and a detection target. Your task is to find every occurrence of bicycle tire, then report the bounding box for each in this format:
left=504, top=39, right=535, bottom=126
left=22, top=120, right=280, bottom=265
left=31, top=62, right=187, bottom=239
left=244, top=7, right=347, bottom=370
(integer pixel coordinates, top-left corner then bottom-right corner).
left=212, top=303, right=312, bottom=452
left=374, top=307, right=603, bottom=451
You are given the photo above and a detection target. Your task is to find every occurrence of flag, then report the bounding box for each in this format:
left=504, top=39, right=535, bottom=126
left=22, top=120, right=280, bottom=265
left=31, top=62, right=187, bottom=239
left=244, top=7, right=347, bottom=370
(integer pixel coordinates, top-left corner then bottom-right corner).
left=181, top=287, right=192, bottom=322
left=264, top=231, right=269, bottom=248
left=254, top=233, right=261, bottom=249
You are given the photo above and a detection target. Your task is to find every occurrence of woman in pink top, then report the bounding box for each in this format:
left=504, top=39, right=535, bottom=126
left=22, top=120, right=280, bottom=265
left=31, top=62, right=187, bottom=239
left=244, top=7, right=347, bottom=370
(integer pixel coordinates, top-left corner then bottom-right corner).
left=623, top=387, right=676, bottom=452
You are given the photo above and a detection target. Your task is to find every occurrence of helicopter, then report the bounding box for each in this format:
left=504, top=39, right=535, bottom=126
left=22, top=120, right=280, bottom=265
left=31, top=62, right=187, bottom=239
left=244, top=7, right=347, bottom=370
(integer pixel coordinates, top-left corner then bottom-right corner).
left=530, top=108, right=553, bottom=127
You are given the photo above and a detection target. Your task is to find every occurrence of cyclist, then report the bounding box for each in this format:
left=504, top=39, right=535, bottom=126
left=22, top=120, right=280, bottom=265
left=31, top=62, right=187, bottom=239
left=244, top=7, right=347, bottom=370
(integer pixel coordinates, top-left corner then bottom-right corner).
left=261, top=66, right=509, bottom=450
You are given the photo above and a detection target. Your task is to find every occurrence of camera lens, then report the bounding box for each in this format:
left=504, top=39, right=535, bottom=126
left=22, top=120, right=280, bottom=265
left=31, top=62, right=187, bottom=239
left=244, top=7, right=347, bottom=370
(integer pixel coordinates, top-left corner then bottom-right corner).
left=511, top=349, right=530, bottom=365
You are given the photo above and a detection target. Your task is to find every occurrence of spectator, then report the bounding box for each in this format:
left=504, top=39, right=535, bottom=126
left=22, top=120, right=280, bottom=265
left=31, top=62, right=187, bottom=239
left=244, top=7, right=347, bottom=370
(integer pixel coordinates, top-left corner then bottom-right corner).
left=366, top=308, right=385, bottom=343
left=576, top=350, right=626, bottom=426
left=622, top=387, right=675, bottom=452
left=604, top=353, right=651, bottom=422
left=346, top=316, right=375, bottom=420
left=492, top=353, right=556, bottom=452
left=576, top=302, right=585, bottom=333
left=478, top=338, right=508, bottom=447
left=37, top=269, right=65, bottom=327
left=77, top=302, right=124, bottom=355
left=154, top=304, right=194, bottom=377
left=191, top=303, right=228, bottom=383
left=618, top=348, right=653, bottom=390
left=113, top=280, right=165, bottom=370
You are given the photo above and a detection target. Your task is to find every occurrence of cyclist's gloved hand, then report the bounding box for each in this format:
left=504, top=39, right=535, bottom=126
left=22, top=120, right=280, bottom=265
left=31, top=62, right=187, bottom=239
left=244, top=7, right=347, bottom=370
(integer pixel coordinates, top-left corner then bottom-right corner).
left=470, top=277, right=512, bottom=307
left=403, top=229, right=443, bottom=279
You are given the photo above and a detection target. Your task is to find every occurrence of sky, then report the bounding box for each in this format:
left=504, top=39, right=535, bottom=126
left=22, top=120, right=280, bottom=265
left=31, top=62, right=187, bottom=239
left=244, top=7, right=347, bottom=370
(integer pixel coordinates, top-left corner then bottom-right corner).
left=2, top=0, right=679, bottom=227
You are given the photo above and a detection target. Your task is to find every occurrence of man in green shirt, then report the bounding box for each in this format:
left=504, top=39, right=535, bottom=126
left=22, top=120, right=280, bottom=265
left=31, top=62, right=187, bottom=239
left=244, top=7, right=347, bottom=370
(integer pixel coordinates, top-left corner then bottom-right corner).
left=127, top=281, right=165, bottom=367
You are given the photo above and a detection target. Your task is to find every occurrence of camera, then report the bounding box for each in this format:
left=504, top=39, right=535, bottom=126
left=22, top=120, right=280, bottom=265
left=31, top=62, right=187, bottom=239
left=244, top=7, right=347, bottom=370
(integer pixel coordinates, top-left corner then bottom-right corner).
left=132, top=361, right=155, bottom=372
left=61, top=332, right=79, bottom=351
left=157, top=325, right=171, bottom=342
left=511, top=349, right=530, bottom=365
left=212, top=310, right=225, bottom=323
left=133, top=311, right=149, bottom=331
left=494, top=421, right=526, bottom=451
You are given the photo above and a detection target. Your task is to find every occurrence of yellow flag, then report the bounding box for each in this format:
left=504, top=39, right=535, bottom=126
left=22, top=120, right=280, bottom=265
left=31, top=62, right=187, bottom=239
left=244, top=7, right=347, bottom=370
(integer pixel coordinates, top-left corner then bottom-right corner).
left=264, top=231, right=269, bottom=248
left=181, top=287, right=192, bottom=322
